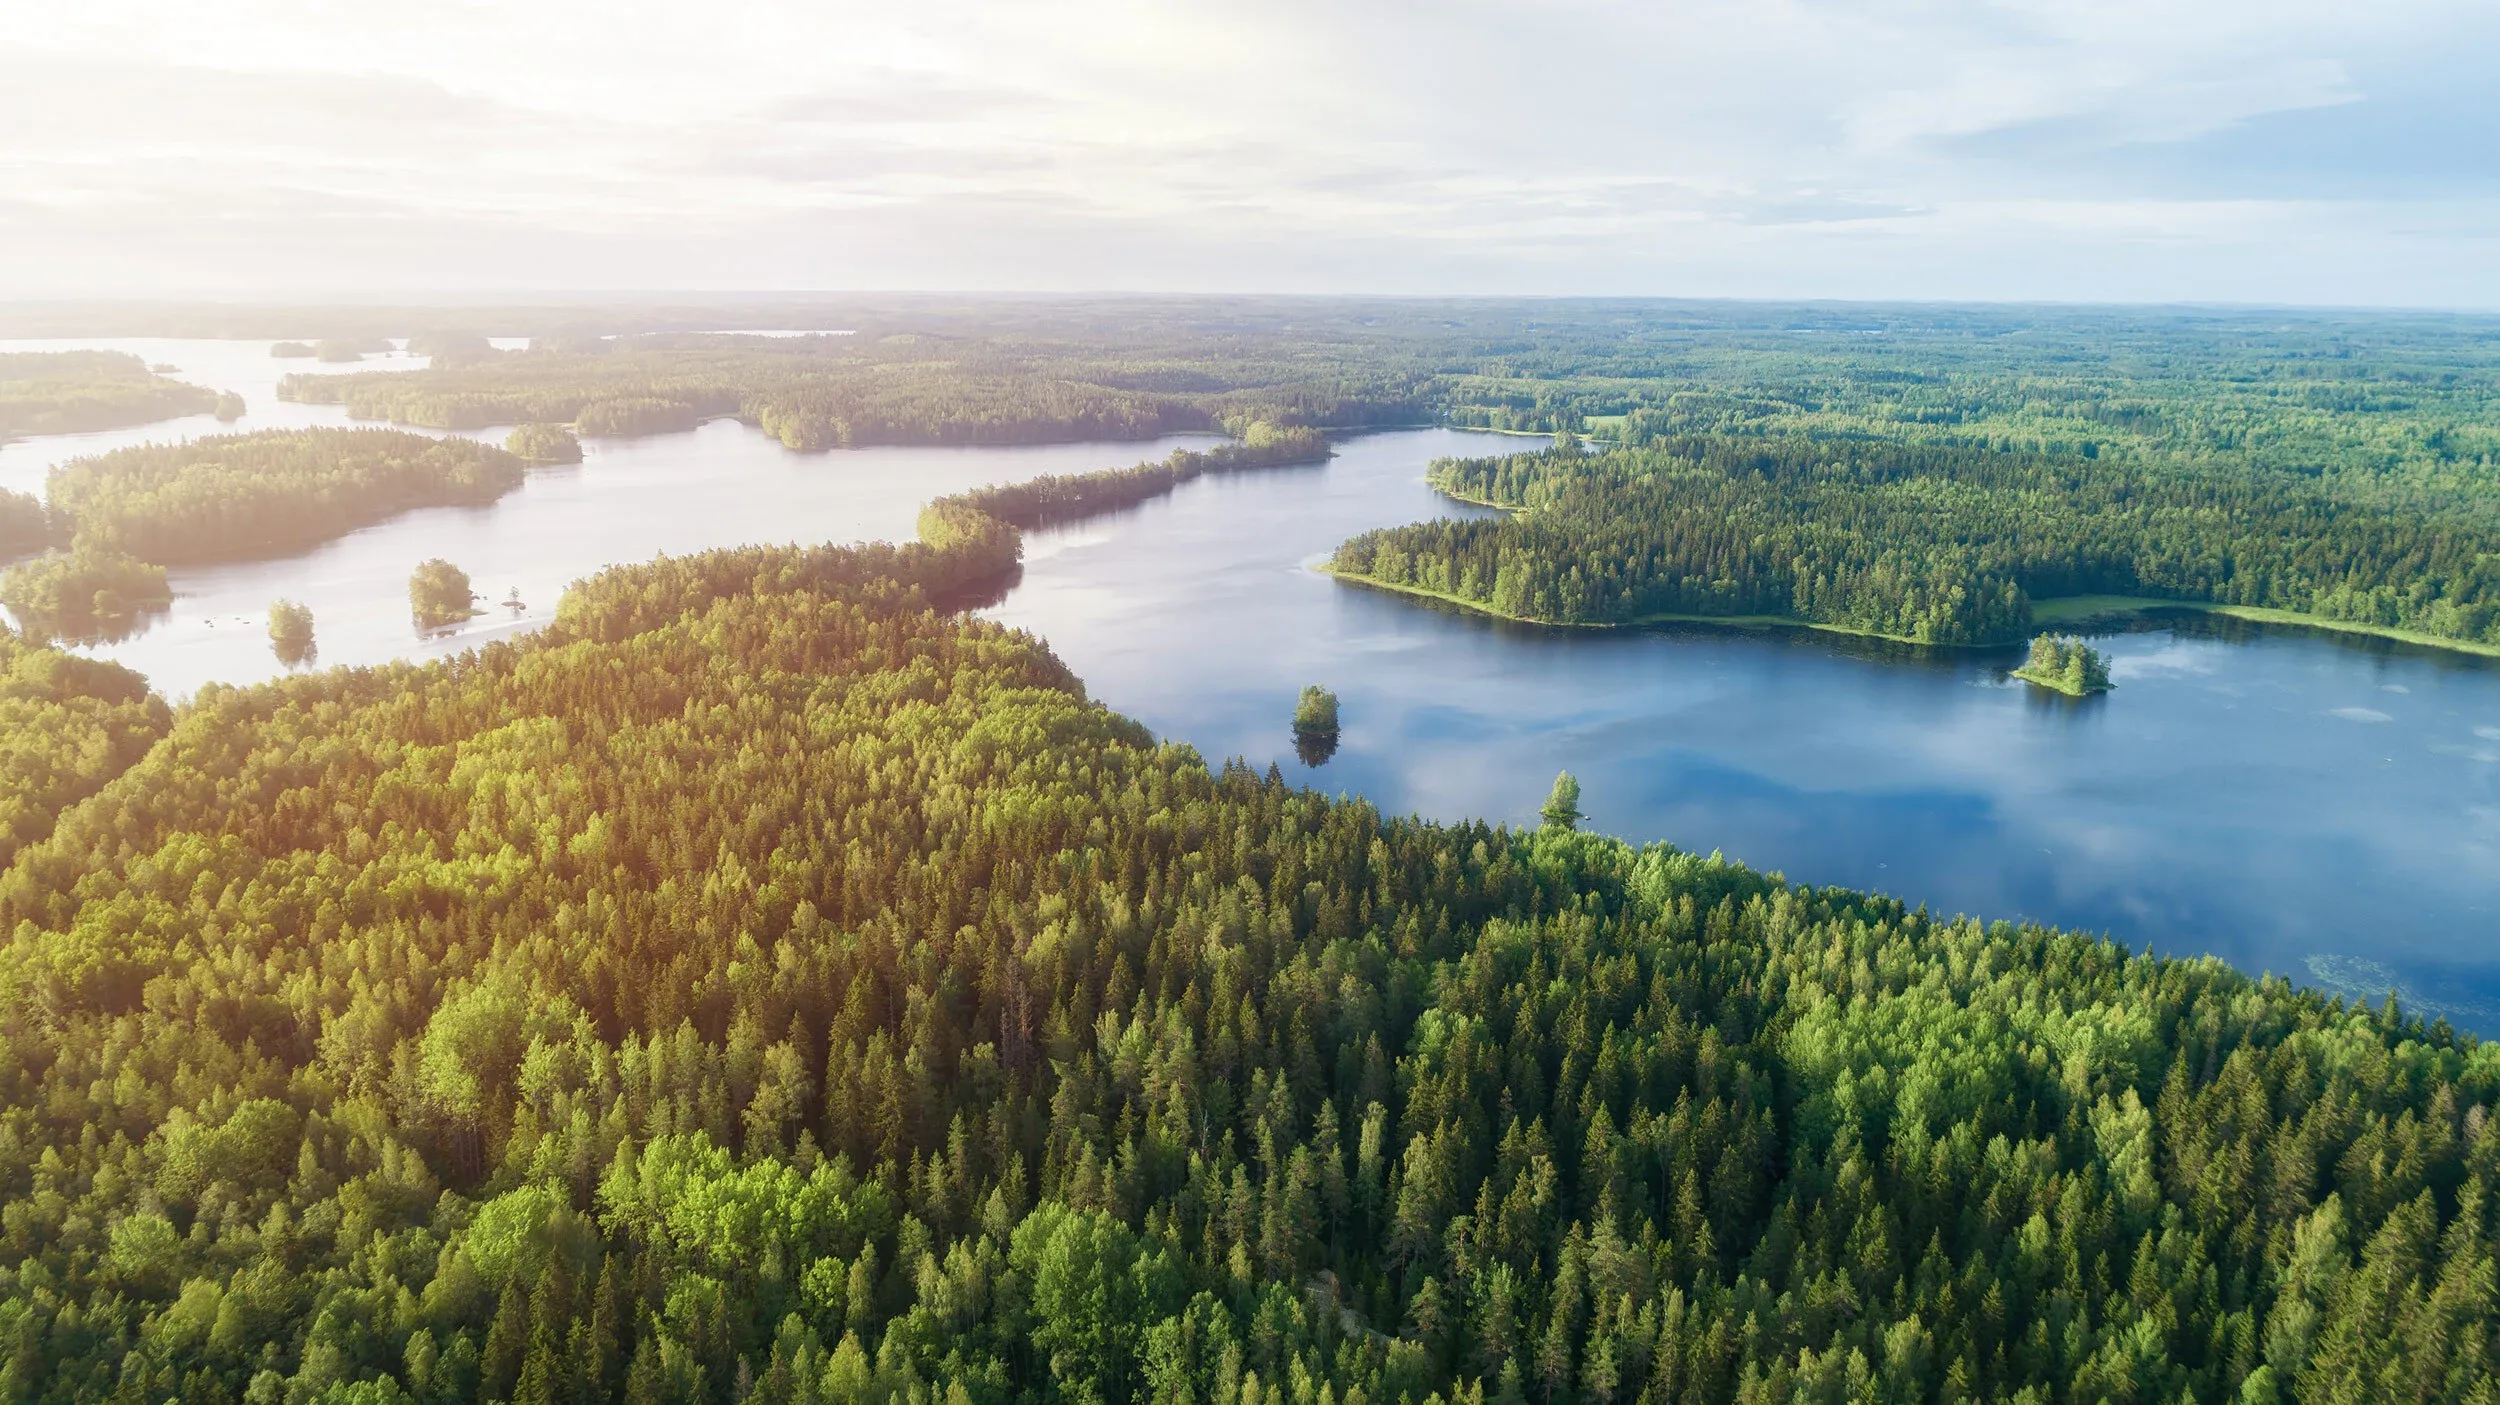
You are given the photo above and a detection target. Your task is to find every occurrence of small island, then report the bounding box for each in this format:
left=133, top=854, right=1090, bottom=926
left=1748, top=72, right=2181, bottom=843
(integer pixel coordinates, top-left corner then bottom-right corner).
left=506, top=422, right=584, bottom=463
left=213, top=391, right=245, bottom=422
left=2014, top=633, right=2114, bottom=696
left=268, top=599, right=316, bottom=665
left=1292, top=684, right=1341, bottom=765
left=269, top=341, right=316, bottom=359
left=408, top=558, right=479, bottom=628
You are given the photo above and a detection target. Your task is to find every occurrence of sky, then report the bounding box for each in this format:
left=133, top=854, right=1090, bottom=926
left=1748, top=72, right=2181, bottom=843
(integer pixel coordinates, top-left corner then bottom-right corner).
left=4, top=0, right=2498, bottom=305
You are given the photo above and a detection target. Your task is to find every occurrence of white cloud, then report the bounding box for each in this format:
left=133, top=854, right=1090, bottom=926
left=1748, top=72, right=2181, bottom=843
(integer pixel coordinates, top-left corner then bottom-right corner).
left=1, top=0, right=2495, bottom=299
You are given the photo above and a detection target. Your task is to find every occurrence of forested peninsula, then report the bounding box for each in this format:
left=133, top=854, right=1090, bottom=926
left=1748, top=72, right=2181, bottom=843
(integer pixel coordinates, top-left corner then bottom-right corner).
left=0, top=439, right=2490, bottom=1404
left=931, top=424, right=1328, bottom=528
left=0, top=351, right=216, bottom=441
left=1327, top=437, right=2500, bottom=651
left=43, top=428, right=526, bottom=566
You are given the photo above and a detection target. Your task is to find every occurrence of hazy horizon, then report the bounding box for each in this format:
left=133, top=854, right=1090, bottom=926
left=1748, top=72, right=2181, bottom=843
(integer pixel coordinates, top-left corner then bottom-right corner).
left=10, top=0, right=2499, bottom=307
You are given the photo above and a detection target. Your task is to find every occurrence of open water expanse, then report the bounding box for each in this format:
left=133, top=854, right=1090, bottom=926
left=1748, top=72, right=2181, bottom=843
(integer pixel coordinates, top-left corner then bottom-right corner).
left=6, top=342, right=2499, bottom=1027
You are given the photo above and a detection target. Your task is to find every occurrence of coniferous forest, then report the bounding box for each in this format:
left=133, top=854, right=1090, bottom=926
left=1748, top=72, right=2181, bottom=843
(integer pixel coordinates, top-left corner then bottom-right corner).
left=1328, top=437, right=2500, bottom=647
left=44, top=430, right=526, bottom=566
left=0, top=301, right=2495, bottom=1401
left=0, top=447, right=2490, bottom=1405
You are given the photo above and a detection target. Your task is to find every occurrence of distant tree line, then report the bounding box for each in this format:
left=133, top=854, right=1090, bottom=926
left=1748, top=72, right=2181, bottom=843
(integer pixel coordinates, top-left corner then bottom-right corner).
left=275, top=336, right=1434, bottom=449
left=0, top=351, right=216, bottom=439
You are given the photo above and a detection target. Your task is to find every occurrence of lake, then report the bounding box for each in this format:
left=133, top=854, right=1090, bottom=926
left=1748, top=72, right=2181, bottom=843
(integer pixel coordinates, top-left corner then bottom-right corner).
left=0, top=336, right=1223, bottom=694
left=987, top=428, right=2500, bottom=1031
left=4, top=344, right=2496, bottom=1029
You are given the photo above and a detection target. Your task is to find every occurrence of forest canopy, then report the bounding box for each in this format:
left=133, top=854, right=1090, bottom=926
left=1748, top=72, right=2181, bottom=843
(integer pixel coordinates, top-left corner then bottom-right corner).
left=181, top=295, right=2500, bottom=522
left=45, top=428, right=527, bottom=566
left=275, top=332, right=1435, bottom=449
left=0, top=624, right=166, bottom=866
left=1328, top=436, right=2500, bottom=647
left=0, top=457, right=2488, bottom=1404
left=2, top=299, right=2500, bottom=1401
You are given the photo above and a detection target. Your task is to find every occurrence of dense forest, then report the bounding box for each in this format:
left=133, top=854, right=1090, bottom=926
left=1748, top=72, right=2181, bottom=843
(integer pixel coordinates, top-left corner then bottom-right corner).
left=154, top=296, right=2492, bottom=524
left=0, top=491, right=51, bottom=560
left=44, top=429, right=526, bottom=566
left=1328, top=437, right=2500, bottom=647
left=0, top=626, right=167, bottom=867
left=0, top=450, right=2489, bottom=1405
left=0, top=353, right=215, bottom=441
left=274, top=333, right=1435, bottom=449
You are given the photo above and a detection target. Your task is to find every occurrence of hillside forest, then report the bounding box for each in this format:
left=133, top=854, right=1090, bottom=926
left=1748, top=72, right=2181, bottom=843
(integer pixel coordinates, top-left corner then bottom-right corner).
left=0, top=440, right=2488, bottom=1405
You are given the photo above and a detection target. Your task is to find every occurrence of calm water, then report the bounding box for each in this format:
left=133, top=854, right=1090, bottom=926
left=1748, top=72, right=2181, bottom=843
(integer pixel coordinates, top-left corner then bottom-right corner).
left=4, top=345, right=2497, bottom=1027
left=0, top=337, right=1219, bottom=693
left=988, top=429, right=2500, bottom=1030
left=0, top=337, right=522, bottom=495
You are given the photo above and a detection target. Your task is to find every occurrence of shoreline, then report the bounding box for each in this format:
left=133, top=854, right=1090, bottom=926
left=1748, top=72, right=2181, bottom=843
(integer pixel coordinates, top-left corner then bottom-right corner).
left=2029, top=595, right=2500, bottom=660
left=1318, top=566, right=1953, bottom=648
left=1323, top=570, right=2500, bottom=662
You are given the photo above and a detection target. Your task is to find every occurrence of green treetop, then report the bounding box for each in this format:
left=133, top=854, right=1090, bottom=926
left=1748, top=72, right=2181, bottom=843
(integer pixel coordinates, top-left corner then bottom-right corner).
left=408, top=558, right=477, bottom=628
left=267, top=599, right=315, bottom=665
left=1540, top=770, right=1583, bottom=830
left=2018, top=633, right=2114, bottom=695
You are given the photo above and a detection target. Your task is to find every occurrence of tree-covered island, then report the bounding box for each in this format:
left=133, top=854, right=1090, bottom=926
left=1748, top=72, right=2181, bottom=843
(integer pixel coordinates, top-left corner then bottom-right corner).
left=2013, top=636, right=2114, bottom=695
left=268, top=598, right=317, bottom=665
left=1293, top=684, right=1342, bottom=766
left=409, top=556, right=479, bottom=626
